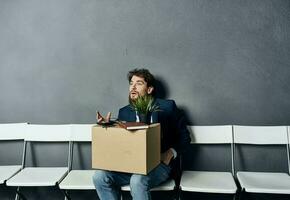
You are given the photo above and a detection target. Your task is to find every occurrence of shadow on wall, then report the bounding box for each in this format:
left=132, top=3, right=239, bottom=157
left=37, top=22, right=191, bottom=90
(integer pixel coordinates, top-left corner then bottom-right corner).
left=154, top=76, right=169, bottom=99
left=154, top=76, right=193, bottom=125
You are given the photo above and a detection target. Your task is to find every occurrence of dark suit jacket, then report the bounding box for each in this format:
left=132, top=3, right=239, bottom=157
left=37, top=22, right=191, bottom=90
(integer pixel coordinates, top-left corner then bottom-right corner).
left=118, top=98, right=191, bottom=179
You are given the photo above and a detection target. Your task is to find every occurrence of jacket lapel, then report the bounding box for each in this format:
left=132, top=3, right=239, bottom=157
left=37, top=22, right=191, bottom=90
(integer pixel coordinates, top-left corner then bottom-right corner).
left=151, top=99, right=160, bottom=123
left=126, top=107, right=137, bottom=122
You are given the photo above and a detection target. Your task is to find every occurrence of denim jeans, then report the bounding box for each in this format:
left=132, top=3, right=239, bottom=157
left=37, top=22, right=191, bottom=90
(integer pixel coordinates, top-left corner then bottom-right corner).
left=92, top=163, right=172, bottom=200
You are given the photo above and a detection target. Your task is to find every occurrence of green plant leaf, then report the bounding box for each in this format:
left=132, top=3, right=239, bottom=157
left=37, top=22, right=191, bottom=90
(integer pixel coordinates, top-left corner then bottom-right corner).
left=130, top=95, right=160, bottom=115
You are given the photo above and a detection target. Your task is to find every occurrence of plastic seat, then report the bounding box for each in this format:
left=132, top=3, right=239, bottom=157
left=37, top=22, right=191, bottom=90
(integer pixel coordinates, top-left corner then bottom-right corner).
left=59, top=170, right=96, bottom=190
left=0, top=166, right=22, bottom=184
left=7, top=167, right=68, bottom=187
left=181, top=171, right=237, bottom=194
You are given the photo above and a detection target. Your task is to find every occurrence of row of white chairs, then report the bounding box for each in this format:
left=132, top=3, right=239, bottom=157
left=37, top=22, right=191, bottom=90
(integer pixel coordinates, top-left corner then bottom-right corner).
left=0, top=123, right=175, bottom=200
left=1, top=123, right=290, bottom=200
left=180, top=125, right=290, bottom=200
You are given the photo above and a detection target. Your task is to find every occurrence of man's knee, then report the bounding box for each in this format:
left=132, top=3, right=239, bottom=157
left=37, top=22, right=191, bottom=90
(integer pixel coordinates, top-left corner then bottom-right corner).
left=130, top=174, right=150, bottom=190
left=93, top=170, right=112, bottom=186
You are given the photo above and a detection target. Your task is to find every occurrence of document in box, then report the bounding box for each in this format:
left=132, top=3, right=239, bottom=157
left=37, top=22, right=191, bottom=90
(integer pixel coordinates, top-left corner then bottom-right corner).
left=117, top=121, right=149, bottom=130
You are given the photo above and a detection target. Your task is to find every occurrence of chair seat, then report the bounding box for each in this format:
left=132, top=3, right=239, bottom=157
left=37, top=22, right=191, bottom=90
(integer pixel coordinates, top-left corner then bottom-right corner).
left=6, top=167, right=68, bottom=187
left=0, top=165, right=22, bottom=184
left=180, top=171, right=237, bottom=194
left=237, top=171, right=290, bottom=194
left=59, top=170, right=96, bottom=190
left=121, top=179, right=175, bottom=191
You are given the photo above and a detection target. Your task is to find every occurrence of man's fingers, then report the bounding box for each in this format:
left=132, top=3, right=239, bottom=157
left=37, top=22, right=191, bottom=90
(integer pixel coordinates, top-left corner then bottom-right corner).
left=105, top=112, right=111, bottom=122
left=97, top=111, right=105, bottom=123
left=97, top=111, right=104, bottom=120
left=97, top=118, right=104, bottom=123
left=97, top=111, right=112, bottom=123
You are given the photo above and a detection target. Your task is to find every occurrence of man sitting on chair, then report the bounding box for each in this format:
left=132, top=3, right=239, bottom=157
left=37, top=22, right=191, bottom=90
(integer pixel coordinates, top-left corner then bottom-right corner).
left=93, top=68, right=190, bottom=200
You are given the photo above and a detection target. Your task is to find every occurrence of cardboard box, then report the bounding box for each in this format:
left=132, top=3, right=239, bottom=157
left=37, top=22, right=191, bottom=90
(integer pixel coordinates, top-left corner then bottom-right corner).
left=92, top=123, right=160, bottom=175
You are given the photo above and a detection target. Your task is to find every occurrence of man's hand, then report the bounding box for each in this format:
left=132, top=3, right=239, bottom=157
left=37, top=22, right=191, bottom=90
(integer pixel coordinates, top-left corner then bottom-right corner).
left=161, top=149, right=174, bottom=165
left=97, top=111, right=111, bottom=123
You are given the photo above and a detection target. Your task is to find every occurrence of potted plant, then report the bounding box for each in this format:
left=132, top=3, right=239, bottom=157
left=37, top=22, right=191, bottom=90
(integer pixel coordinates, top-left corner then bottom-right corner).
left=130, top=95, right=160, bottom=124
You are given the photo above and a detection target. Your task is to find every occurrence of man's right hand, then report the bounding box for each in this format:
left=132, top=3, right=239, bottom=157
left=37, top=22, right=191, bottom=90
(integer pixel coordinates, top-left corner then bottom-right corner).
left=161, top=149, right=174, bottom=165
left=97, top=111, right=111, bottom=123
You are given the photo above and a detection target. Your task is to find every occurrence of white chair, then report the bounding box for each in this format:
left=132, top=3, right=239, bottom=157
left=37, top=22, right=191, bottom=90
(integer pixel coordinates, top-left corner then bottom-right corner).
left=179, top=126, right=237, bottom=199
left=6, top=124, right=71, bottom=199
left=233, top=125, right=290, bottom=199
left=0, top=123, right=27, bottom=185
left=58, top=124, right=96, bottom=199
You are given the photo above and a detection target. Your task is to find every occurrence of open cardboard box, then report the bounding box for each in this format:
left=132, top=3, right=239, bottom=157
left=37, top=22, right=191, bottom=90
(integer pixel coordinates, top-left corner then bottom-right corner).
left=92, top=123, right=160, bottom=175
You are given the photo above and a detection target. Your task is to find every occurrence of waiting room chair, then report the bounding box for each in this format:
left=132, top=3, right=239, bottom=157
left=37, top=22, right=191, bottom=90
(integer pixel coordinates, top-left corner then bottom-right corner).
left=179, top=125, right=237, bottom=200
left=0, top=123, right=27, bottom=186
left=6, top=124, right=71, bottom=200
left=58, top=124, right=95, bottom=200
left=233, top=125, right=290, bottom=199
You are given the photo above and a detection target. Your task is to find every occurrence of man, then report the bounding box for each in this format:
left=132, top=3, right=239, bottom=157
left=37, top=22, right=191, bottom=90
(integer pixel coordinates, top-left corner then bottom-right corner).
left=93, top=68, right=190, bottom=200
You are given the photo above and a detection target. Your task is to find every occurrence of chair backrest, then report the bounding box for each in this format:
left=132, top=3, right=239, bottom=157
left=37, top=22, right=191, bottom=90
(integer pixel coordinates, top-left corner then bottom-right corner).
left=233, top=125, right=288, bottom=145
left=288, top=126, right=290, bottom=144
left=187, top=125, right=233, bottom=144
left=25, top=124, right=71, bottom=142
left=187, top=125, right=235, bottom=174
left=70, top=124, right=94, bottom=142
left=0, top=123, right=27, bottom=140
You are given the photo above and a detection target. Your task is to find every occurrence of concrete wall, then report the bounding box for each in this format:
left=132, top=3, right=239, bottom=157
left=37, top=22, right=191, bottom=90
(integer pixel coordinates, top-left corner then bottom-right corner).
left=0, top=0, right=289, bottom=199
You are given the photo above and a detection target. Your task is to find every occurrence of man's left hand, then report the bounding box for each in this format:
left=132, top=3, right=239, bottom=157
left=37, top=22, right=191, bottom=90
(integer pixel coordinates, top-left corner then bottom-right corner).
left=161, top=149, right=174, bottom=165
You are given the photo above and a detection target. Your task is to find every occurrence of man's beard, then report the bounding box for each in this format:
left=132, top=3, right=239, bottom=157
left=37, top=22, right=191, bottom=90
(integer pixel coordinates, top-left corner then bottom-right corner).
left=128, top=90, right=140, bottom=105
left=128, top=94, right=153, bottom=105
left=128, top=95, right=136, bottom=105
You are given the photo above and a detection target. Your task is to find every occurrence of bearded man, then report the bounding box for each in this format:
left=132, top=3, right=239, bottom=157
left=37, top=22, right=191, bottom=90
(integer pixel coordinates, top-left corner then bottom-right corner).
left=93, top=68, right=190, bottom=200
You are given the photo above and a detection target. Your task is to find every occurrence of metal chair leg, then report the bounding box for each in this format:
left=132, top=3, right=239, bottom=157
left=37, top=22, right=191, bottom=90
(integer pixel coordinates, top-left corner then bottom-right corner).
left=15, top=188, right=27, bottom=200
left=61, top=189, right=71, bottom=200
left=233, top=193, right=237, bottom=200
left=14, top=194, right=19, bottom=200
left=14, top=187, right=20, bottom=200
left=238, top=188, right=245, bottom=200
left=64, top=191, right=71, bottom=200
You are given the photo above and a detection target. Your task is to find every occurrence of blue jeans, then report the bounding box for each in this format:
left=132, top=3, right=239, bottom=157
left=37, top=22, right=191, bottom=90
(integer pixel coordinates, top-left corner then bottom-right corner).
left=92, top=163, right=172, bottom=200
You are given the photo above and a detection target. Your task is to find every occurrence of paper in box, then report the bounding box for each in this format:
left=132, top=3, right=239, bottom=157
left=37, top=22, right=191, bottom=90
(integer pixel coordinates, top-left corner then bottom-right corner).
left=92, top=123, right=160, bottom=175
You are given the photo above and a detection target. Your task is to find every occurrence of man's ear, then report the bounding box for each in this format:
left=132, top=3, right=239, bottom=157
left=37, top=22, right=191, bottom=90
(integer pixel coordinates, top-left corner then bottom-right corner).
left=147, top=86, right=154, bottom=95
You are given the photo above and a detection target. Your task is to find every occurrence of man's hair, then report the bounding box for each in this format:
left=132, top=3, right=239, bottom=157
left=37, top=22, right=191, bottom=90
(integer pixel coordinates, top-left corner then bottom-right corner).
left=127, top=68, right=155, bottom=88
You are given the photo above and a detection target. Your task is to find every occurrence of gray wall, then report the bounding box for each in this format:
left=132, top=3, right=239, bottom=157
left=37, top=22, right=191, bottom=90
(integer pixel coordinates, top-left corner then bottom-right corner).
left=0, top=0, right=290, bottom=199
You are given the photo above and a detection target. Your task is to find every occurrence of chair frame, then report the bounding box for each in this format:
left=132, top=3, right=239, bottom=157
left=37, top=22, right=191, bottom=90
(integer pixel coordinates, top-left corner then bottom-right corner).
left=179, top=125, right=238, bottom=200
left=233, top=125, right=290, bottom=200
left=0, top=123, right=27, bottom=197
left=59, top=124, right=95, bottom=200
left=6, top=124, right=72, bottom=200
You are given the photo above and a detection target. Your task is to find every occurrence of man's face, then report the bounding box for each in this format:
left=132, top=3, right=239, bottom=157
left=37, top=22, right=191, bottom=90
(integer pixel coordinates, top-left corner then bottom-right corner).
left=129, top=75, right=153, bottom=100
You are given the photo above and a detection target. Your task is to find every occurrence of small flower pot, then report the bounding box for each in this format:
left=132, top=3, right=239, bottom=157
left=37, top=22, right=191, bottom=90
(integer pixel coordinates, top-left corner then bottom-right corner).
left=138, top=113, right=151, bottom=124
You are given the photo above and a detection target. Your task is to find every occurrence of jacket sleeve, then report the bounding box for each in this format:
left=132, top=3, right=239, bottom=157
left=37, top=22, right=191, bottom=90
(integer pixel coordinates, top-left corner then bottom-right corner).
left=117, top=108, right=123, bottom=121
left=118, top=107, right=128, bottom=121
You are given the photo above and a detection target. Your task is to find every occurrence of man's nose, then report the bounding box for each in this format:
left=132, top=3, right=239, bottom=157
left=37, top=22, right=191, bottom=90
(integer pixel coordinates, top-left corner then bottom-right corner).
left=131, top=83, right=136, bottom=89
